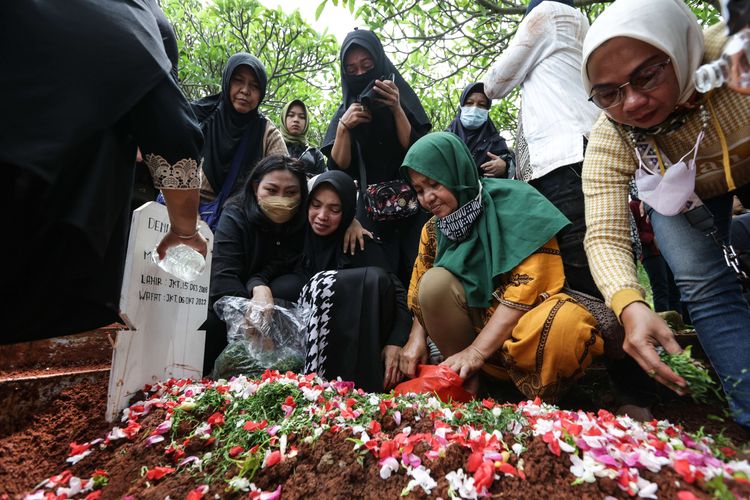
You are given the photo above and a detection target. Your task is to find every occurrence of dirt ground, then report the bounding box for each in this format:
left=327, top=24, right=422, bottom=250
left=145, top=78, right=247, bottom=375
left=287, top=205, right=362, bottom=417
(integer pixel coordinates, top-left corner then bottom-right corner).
left=0, top=367, right=747, bottom=499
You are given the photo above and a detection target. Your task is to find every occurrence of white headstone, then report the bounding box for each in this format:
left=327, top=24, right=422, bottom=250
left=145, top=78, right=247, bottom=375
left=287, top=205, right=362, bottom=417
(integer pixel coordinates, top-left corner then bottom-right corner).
left=106, top=202, right=212, bottom=422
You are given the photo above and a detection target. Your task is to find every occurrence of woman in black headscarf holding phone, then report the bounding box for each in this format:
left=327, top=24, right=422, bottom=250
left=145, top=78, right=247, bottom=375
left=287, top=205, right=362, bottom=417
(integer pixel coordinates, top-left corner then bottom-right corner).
left=322, top=29, right=432, bottom=287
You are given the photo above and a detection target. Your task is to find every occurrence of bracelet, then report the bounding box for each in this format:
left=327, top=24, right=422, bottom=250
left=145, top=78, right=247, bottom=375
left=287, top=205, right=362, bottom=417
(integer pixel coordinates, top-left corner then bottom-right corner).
left=172, top=227, right=200, bottom=239
left=338, top=118, right=350, bottom=130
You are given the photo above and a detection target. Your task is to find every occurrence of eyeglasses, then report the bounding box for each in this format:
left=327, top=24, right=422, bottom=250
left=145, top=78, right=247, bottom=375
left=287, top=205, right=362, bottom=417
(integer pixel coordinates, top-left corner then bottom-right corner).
left=588, top=58, right=672, bottom=110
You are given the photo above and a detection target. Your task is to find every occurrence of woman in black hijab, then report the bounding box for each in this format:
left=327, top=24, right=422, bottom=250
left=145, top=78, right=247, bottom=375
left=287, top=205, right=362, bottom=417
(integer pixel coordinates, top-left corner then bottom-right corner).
left=299, top=171, right=411, bottom=392
left=2, top=0, right=205, bottom=344
left=192, top=53, right=288, bottom=208
left=446, top=82, right=514, bottom=177
left=322, top=29, right=432, bottom=286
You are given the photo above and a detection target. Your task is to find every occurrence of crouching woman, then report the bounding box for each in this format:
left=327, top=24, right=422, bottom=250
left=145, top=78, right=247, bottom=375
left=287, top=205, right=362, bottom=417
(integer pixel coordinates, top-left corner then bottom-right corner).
left=399, top=132, right=603, bottom=402
left=300, top=171, right=411, bottom=392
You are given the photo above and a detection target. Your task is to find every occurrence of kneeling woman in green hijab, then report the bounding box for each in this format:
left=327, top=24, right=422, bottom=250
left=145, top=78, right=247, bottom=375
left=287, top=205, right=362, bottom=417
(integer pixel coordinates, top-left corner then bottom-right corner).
left=400, top=132, right=603, bottom=401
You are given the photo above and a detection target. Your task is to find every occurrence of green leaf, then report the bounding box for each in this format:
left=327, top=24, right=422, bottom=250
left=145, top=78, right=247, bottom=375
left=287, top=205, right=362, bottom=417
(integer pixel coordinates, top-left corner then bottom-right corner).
left=315, top=0, right=327, bottom=20
left=659, top=345, right=723, bottom=404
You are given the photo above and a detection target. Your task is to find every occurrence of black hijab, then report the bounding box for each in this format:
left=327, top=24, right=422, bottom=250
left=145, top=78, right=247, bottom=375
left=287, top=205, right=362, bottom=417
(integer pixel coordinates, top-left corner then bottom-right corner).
left=525, top=0, right=574, bottom=15
left=151, top=0, right=179, bottom=80
left=725, top=0, right=750, bottom=34
left=192, top=53, right=268, bottom=194
left=446, top=82, right=507, bottom=167
left=302, top=171, right=358, bottom=275
left=0, top=0, right=172, bottom=183
left=321, top=29, right=431, bottom=181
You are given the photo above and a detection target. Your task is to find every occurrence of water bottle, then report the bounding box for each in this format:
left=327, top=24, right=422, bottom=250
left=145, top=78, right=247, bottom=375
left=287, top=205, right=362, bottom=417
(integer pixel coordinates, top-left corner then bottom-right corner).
left=695, top=28, right=750, bottom=94
left=152, top=244, right=206, bottom=282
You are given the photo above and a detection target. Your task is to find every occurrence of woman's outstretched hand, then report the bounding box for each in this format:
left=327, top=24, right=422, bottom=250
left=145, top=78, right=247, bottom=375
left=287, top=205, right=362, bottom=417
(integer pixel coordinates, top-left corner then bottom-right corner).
left=158, top=188, right=207, bottom=259
left=399, top=320, right=429, bottom=378
left=343, top=217, right=374, bottom=254
left=382, top=345, right=403, bottom=389
left=248, top=285, right=275, bottom=331
left=440, top=345, right=485, bottom=381
left=620, top=301, right=687, bottom=394
left=156, top=229, right=208, bottom=260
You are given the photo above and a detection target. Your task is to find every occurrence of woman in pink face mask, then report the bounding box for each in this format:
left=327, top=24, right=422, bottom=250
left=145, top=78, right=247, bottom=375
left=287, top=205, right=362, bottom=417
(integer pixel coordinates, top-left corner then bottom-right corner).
left=581, top=0, right=750, bottom=430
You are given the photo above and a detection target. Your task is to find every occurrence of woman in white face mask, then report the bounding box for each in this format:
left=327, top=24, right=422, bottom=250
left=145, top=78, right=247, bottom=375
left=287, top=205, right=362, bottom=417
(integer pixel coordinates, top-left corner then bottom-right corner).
left=582, top=0, right=750, bottom=430
left=446, top=82, right=514, bottom=178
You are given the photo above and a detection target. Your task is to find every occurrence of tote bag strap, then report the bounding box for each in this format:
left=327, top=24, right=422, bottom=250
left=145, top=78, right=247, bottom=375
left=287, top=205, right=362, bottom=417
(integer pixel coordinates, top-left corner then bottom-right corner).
left=214, top=126, right=254, bottom=208
left=354, top=139, right=368, bottom=195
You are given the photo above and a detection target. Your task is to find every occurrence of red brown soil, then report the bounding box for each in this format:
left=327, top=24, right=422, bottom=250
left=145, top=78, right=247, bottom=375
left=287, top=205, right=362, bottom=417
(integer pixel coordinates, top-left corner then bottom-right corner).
left=0, top=374, right=112, bottom=498
left=1, top=374, right=748, bottom=499
left=0, top=328, right=117, bottom=379
left=653, top=398, right=749, bottom=445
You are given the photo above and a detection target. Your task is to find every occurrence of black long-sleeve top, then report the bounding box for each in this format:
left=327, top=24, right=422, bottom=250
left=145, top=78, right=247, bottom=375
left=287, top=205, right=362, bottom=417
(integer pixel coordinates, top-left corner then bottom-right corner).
left=209, top=202, right=303, bottom=307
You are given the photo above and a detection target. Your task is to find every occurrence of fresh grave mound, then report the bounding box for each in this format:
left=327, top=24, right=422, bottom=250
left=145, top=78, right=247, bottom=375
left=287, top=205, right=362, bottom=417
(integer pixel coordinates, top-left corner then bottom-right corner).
left=0, top=374, right=113, bottom=498
left=24, top=371, right=750, bottom=499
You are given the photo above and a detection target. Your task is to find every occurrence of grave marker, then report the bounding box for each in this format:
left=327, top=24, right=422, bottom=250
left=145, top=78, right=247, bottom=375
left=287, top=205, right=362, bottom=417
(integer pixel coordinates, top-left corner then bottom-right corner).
left=106, top=202, right=212, bottom=422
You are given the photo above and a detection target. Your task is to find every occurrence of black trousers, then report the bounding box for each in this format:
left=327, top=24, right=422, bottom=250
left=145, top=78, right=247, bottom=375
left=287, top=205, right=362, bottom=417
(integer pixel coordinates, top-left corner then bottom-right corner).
left=529, top=162, right=602, bottom=299
left=530, top=162, right=658, bottom=406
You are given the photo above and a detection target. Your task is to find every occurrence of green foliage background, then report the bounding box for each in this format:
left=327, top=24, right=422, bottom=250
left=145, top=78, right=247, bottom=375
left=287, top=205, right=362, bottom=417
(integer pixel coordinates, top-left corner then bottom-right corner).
left=163, top=0, right=722, bottom=147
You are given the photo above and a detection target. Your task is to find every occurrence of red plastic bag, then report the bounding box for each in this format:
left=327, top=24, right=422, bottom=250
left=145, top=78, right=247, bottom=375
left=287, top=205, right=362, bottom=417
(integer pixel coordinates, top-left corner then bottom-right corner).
left=393, top=365, right=474, bottom=403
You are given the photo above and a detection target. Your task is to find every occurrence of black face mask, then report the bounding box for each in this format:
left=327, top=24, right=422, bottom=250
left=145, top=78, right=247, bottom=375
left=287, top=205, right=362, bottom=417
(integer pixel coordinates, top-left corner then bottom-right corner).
left=346, top=68, right=380, bottom=98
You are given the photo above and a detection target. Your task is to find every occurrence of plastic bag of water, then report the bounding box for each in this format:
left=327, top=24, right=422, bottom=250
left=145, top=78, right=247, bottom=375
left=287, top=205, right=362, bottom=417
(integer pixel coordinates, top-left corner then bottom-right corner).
left=152, top=244, right=206, bottom=282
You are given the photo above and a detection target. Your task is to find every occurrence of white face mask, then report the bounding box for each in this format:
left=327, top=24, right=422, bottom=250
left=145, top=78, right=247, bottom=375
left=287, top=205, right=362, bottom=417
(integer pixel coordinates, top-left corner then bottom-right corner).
left=459, top=106, right=489, bottom=129
left=634, top=131, right=704, bottom=216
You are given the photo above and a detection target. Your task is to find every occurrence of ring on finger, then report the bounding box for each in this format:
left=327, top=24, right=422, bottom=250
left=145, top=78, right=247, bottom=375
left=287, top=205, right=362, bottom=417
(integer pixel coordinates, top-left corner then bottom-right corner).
left=647, top=369, right=656, bottom=378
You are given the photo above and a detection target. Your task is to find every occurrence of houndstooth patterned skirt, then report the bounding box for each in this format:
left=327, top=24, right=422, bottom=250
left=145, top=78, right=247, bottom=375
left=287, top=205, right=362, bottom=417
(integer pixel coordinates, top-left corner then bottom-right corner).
left=299, top=270, right=337, bottom=377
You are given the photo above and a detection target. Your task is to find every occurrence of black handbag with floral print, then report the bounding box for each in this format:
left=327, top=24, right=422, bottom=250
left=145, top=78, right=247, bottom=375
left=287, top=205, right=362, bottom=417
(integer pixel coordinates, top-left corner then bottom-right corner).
left=355, top=141, right=419, bottom=222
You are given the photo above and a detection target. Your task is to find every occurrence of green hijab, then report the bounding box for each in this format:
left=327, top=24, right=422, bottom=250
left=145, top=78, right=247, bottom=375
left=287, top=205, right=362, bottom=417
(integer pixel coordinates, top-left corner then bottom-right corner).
left=402, top=132, right=570, bottom=308
left=280, top=99, right=309, bottom=146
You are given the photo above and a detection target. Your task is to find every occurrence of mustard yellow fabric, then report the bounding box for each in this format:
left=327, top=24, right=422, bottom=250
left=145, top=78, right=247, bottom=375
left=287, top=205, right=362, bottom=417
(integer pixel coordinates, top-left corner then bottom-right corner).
left=409, top=218, right=604, bottom=402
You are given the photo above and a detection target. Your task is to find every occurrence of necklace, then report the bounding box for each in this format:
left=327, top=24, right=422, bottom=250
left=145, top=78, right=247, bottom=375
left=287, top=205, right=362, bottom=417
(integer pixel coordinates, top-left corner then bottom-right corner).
left=626, top=104, right=709, bottom=145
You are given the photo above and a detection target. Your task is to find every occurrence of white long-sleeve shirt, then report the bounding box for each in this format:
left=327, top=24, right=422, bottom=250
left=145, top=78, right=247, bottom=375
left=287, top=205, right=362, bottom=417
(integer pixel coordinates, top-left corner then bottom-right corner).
left=483, top=1, right=601, bottom=180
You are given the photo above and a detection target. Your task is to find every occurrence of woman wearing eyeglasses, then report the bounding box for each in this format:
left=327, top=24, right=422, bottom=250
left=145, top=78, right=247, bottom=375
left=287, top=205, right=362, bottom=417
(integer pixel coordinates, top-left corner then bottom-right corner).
left=582, top=0, right=750, bottom=430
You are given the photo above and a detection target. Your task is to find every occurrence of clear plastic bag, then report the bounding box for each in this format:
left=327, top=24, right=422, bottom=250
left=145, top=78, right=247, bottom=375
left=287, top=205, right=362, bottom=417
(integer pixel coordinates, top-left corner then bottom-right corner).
left=211, top=296, right=310, bottom=380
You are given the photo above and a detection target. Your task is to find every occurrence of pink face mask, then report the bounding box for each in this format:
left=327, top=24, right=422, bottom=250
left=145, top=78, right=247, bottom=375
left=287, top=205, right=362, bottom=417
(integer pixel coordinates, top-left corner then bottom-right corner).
left=634, top=131, right=704, bottom=216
